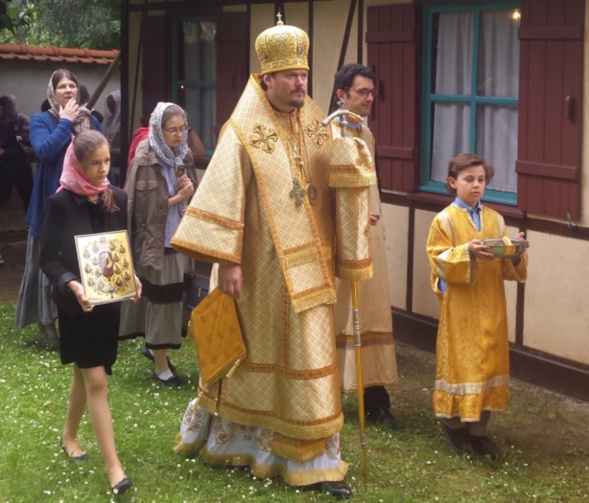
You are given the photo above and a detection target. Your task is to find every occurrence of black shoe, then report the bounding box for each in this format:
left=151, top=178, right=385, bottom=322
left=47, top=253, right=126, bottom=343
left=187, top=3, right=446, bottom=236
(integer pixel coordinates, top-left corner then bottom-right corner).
left=470, top=435, right=503, bottom=461
left=60, top=437, right=88, bottom=462
left=111, top=476, right=132, bottom=495
left=305, top=481, right=352, bottom=499
left=439, top=423, right=474, bottom=456
left=367, top=406, right=405, bottom=431
left=154, top=371, right=185, bottom=388
left=142, top=347, right=176, bottom=374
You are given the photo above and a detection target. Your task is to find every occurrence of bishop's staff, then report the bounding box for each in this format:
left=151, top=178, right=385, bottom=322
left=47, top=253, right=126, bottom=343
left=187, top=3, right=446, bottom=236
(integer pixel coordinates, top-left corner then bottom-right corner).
left=323, top=102, right=376, bottom=488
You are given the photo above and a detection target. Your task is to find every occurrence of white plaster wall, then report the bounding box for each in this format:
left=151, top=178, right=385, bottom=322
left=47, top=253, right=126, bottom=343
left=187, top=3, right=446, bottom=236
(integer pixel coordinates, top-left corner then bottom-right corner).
left=504, top=224, right=521, bottom=343
left=312, top=0, right=356, bottom=111
left=523, top=230, right=589, bottom=363
left=412, top=209, right=440, bottom=319
left=0, top=61, right=120, bottom=121
left=381, top=203, right=409, bottom=311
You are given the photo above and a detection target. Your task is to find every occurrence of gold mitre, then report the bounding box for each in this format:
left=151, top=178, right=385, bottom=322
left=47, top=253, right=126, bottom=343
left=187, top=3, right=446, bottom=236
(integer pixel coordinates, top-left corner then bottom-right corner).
left=255, top=14, right=309, bottom=75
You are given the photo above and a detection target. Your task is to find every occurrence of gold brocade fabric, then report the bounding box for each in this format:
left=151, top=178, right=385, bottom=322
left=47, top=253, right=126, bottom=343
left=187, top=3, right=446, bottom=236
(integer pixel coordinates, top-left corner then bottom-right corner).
left=334, top=124, right=399, bottom=390
left=171, top=75, right=346, bottom=461
left=255, top=23, right=309, bottom=75
left=329, top=122, right=375, bottom=281
left=426, top=204, right=527, bottom=421
left=173, top=75, right=336, bottom=314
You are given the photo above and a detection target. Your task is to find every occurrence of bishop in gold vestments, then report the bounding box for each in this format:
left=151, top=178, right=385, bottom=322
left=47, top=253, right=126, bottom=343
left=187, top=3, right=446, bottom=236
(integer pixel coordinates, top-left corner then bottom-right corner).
left=171, top=20, right=372, bottom=494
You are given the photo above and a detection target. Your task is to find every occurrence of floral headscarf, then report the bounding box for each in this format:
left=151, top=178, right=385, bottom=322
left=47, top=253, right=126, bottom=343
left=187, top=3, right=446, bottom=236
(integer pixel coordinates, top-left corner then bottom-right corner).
left=148, top=102, right=189, bottom=215
left=47, top=70, right=92, bottom=135
left=57, top=140, right=109, bottom=197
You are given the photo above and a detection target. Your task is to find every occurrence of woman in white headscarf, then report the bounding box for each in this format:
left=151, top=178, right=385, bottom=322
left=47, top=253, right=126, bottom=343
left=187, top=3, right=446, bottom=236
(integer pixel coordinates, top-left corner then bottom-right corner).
left=119, top=102, right=197, bottom=387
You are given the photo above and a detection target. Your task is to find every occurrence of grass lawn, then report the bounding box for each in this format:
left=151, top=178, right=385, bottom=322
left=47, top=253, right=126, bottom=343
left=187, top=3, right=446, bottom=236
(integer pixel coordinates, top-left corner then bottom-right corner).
left=1, top=301, right=588, bottom=502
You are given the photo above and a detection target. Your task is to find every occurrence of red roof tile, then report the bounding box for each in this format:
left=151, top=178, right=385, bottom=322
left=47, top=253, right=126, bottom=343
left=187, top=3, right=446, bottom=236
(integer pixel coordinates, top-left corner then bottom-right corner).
left=0, top=44, right=118, bottom=64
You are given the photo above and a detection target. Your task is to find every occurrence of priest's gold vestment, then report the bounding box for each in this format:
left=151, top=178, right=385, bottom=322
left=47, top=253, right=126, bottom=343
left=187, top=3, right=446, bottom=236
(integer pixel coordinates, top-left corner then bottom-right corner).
left=426, top=203, right=527, bottom=421
left=172, top=76, right=371, bottom=467
left=333, top=124, right=398, bottom=391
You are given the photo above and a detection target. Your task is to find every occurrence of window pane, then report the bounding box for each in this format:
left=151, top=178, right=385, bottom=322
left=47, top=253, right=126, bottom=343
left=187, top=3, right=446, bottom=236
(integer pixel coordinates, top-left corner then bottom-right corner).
left=183, top=87, right=199, bottom=133
left=200, top=21, right=216, bottom=81
left=476, top=105, right=518, bottom=192
left=430, top=103, right=470, bottom=183
left=182, top=21, right=199, bottom=81
left=433, top=12, right=473, bottom=95
left=174, top=19, right=217, bottom=155
left=199, top=88, right=216, bottom=151
left=478, top=10, right=520, bottom=97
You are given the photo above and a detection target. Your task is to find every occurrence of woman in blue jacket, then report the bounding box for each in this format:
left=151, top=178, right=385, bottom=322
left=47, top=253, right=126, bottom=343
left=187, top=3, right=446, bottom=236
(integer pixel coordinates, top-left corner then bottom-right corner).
left=16, top=69, right=102, bottom=348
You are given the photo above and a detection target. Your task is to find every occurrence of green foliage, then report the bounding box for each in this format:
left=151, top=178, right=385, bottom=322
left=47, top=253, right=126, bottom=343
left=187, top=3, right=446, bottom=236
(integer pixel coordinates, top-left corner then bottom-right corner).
left=1, top=301, right=588, bottom=502
left=0, top=0, right=120, bottom=49
left=0, top=0, right=39, bottom=34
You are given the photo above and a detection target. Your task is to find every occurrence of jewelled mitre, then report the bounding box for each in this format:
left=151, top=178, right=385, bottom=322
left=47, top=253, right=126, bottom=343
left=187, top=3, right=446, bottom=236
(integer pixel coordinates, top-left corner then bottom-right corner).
left=255, top=15, right=309, bottom=74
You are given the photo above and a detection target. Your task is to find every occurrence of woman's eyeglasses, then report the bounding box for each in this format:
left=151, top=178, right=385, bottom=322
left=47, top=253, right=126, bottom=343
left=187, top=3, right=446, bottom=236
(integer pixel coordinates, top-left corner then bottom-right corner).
left=163, top=125, right=188, bottom=135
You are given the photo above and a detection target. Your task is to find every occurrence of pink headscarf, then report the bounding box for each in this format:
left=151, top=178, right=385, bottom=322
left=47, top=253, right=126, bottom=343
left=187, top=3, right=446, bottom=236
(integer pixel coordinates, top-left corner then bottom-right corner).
left=57, top=140, right=109, bottom=196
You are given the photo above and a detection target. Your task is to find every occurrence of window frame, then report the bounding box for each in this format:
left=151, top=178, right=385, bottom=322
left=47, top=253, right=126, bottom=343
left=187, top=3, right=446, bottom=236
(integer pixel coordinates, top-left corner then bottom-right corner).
left=171, top=16, right=217, bottom=156
left=420, top=1, right=521, bottom=206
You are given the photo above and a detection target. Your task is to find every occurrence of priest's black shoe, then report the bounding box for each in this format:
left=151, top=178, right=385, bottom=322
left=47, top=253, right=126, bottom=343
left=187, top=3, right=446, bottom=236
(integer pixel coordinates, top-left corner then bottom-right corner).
left=367, top=406, right=405, bottom=431
left=305, top=481, right=352, bottom=499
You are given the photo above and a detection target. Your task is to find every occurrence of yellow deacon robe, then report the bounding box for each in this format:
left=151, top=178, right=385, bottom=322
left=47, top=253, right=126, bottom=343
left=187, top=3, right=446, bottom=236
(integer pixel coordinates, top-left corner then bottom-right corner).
left=426, top=203, right=527, bottom=422
left=334, top=123, right=398, bottom=391
left=171, top=76, right=373, bottom=485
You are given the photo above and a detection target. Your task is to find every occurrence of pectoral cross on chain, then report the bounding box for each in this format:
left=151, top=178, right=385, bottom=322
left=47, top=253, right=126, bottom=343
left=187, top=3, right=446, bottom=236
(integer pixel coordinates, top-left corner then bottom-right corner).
left=290, top=177, right=307, bottom=206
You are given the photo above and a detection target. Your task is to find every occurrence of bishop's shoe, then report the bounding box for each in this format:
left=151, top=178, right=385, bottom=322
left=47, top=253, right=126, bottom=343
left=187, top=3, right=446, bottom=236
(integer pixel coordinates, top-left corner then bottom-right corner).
left=304, top=481, right=352, bottom=500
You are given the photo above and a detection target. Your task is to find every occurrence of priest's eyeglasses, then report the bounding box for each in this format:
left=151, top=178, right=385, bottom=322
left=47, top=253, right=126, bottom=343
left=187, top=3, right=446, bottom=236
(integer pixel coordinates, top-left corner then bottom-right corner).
left=163, top=125, right=188, bottom=135
left=349, top=87, right=379, bottom=98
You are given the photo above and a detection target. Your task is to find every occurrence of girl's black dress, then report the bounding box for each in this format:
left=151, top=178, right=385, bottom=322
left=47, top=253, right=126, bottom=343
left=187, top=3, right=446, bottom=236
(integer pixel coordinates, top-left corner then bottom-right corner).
left=39, top=187, right=128, bottom=375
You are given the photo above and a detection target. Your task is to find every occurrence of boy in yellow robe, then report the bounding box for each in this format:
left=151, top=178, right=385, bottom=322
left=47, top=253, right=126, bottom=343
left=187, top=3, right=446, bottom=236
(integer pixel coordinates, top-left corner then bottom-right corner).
left=426, top=152, right=528, bottom=459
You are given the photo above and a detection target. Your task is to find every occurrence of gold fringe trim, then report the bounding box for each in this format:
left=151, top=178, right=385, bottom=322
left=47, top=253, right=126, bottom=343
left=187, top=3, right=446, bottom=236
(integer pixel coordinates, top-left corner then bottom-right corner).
left=283, top=246, right=318, bottom=268
left=173, top=433, right=205, bottom=456
left=291, top=288, right=337, bottom=313
left=272, top=434, right=328, bottom=462
left=329, top=170, right=377, bottom=188
left=171, top=236, right=241, bottom=264
left=281, top=460, right=348, bottom=487
left=336, top=264, right=374, bottom=282
left=198, top=393, right=345, bottom=441
left=200, top=448, right=349, bottom=487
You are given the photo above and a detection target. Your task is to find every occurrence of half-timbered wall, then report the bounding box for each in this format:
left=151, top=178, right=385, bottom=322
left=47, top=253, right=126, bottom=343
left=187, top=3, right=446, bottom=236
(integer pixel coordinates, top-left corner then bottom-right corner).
left=122, top=0, right=589, bottom=400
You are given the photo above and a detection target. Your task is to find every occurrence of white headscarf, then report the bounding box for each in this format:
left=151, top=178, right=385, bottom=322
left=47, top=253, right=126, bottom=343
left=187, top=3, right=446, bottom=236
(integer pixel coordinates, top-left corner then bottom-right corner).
left=148, top=102, right=189, bottom=215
